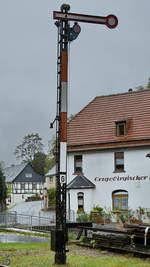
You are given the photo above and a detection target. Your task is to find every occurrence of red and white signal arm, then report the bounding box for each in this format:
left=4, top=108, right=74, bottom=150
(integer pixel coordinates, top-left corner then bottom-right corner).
left=106, top=15, right=118, bottom=29
left=53, top=11, right=118, bottom=29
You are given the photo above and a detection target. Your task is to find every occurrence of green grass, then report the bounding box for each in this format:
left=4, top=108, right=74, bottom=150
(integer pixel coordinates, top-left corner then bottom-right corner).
left=0, top=243, right=150, bottom=267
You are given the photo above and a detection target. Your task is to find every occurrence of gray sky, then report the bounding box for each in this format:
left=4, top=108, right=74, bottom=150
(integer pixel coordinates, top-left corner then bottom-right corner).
left=1, top=0, right=150, bottom=166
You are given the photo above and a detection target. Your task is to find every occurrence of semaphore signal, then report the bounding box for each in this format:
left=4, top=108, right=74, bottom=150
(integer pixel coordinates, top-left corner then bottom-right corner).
left=51, top=3, right=118, bottom=265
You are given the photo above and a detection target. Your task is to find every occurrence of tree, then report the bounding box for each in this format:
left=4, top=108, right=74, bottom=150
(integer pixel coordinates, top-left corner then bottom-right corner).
left=45, top=138, right=56, bottom=174
left=31, top=152, right=46, bottom=175
left=68, top=113, right=76, bottom=122
left=14, top=133, right=44, bottom=163
left=147, top=77, right=150, bottom=89
left=0, top=163, right=7, bottom=211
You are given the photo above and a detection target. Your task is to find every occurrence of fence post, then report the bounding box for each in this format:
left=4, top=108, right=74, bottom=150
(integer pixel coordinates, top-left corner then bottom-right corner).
left=30, top=216, right=32, bottom=232
left=5, top=213, right=8, bottom=228
left=39, top=211, right=41, bottom=227
left=15, top=211, right=17, bottom=227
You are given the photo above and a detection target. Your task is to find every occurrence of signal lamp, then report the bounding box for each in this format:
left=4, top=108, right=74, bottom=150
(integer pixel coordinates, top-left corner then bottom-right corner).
left=68, top=22, right=81, bottom=42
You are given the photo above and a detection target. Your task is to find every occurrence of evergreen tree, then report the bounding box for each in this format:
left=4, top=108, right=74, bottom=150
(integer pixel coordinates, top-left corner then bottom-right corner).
left=147, top=77, right=150, bottom=89
left=0, top=164, right=7, bottom=211
left=45, top=138, right=56, bottom=174
left=31, top=152, right=46, bottom=175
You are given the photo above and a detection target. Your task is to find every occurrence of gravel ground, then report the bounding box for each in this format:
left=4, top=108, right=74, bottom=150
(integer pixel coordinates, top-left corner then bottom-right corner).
left=68, top=244, right=121, bottom=258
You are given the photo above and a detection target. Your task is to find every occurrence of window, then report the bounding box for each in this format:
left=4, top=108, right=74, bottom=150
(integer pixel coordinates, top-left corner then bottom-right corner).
left=15, top=183, right=18, bottom=189
left=49, top=177, right=53, bottom=183
left=112, top=190, right=128, bottom=210
left=74, top=155, right=82, bottom=173
left=32, top=183, right=36, bottom=190
left=77, top=192, right=84, bottom=212
left=114, top=152, right=124, bottom=172
left=39, top=183, right=43, bottom=189
left=21, top=183, right=25, bottom=190
left=25, top=173, right=32, bottom=178
left=116, top=121, right=126, bottom=136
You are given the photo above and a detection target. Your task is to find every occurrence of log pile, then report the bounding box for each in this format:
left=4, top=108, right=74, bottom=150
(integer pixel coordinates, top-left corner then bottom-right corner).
left=124, top=224, right=150, bottom=236
left=124, top=224, right=150, bottom=246
left=92, top=232, right=130, bottom=248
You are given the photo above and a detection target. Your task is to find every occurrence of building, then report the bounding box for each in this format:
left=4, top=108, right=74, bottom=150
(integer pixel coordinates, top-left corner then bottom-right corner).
left=4, top=163, right=45, bottom=204
left=66, top=89, right=150, bottom=214
left=45, top=165, right=56, bottom=190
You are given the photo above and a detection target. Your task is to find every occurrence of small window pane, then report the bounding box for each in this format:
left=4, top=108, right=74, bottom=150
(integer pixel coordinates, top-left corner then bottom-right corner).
left=25, top=173, right=32, bottom=178
left=122, top=197, right=128, bottom=210
left=114, top=197, right=120, bottom=209
left=119, top=124, right=125, bottom=135
left=32, top=183, right=36, bottom=190
left=74, top=155, right=82, bottom=173
left=21, top=183, right=25, bottom=190
left=50, top=177, right=53, bottom=183
left=77, top=192, right=84, bottom=211
left=115, top=152, right=124, bottom=171
left=116, top=152, right=124, bottom=159
left=116, top=122, right=126, bottom=136
left=116, top=159, right=124, bottom=165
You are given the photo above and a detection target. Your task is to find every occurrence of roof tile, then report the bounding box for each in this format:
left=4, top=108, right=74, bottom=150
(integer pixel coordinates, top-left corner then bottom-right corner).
left=67, top=90, right=150, bottom=150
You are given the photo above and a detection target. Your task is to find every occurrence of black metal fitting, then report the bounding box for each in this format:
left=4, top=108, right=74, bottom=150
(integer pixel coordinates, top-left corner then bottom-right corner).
left=61, top=3, right=70, bottom=12
left=55, top=21, right=60, bottom=27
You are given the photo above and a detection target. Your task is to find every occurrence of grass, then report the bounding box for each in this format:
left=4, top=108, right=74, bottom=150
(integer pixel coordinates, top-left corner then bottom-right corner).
left=0, top=243, right=150, bottom=266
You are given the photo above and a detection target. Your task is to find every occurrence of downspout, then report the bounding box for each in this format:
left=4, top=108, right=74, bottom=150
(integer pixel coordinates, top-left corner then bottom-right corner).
left=144, top=226, right=150, bottom=247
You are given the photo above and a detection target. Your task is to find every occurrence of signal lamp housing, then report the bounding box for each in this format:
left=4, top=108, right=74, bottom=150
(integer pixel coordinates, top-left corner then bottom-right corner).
left=68, top=22, right=81, bottom=42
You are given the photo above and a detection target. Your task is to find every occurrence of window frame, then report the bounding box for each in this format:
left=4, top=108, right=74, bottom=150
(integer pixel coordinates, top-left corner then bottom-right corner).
left=21, top=183, right=25, bottom=190
left=49, top=176, right=53, bottom=183
left=112, top=190, right=128, bottom=211
left=114, top=151, right=125, bottom=172
left=77, top=192, right=84, bottom=212
left=116, top=121, right=126, bottom=136
left=74, top=155, right=83, bottom=174
left=25, top=173, right=32, bottom=178
left=32, top=183, right=37, bottom=190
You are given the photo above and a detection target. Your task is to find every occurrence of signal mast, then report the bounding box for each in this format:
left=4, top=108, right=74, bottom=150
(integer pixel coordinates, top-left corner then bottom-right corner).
left=52, top=4, right=118, bottom=265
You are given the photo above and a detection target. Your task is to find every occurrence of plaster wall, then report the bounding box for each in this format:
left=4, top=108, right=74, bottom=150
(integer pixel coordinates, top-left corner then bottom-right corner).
left=67, top=188, right=96, bottom=214
left=67, top=147, right=150, bottom=212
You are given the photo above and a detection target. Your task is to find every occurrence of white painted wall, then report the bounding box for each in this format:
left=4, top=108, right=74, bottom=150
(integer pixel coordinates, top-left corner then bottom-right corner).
left=67, top=188, right=96, bottom=214
left=67, top=147, right=150, bottom=213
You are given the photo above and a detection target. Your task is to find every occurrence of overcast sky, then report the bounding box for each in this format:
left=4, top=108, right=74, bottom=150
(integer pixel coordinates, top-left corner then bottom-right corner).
left=1, top=0, right=150, bottom=166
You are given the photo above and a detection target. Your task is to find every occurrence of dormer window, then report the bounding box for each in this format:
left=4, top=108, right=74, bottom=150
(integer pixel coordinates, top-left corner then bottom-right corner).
left=116, top=121, right=126, bottom=136
left=25, top=173, right=32, bottom=178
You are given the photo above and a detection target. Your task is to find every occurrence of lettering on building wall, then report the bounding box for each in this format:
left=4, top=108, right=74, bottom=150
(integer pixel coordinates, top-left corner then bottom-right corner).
left=94, top=175, right=150, bottom=182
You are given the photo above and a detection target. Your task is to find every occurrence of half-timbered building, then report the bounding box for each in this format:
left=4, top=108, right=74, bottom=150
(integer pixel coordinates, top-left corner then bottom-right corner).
left=4, top=163, right=45, bottom=204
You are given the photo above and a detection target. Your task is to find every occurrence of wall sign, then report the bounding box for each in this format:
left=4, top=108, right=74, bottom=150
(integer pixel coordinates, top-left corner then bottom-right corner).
left=94, top=175, right=150, bottom=182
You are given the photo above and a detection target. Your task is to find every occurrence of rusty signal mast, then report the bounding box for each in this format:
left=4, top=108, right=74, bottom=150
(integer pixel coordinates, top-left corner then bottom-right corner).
left=52, top=4, right=118, bottom=265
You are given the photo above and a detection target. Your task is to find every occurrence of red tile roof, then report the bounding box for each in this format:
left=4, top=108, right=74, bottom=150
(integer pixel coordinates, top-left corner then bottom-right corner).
left=67, top=89, right=150, bottom=151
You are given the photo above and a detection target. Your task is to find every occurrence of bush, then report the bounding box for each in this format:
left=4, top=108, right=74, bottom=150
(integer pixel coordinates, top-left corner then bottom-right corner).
left=48, top=188, right=56, bottom=204
left=76, top=213, right=90, bottom=222
left=118, top=213, right=128, bottom=224
left=92, top=205, right=103, bottom=216
left=25, top=194, right=41, bottom=202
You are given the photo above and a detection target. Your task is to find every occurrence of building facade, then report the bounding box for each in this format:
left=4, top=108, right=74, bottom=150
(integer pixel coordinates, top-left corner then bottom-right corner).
left=66, top=89, right=150, bottom=214
left=4, top=163, right=45, bottom=204
left=45, top=165, right=56, bottom=190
